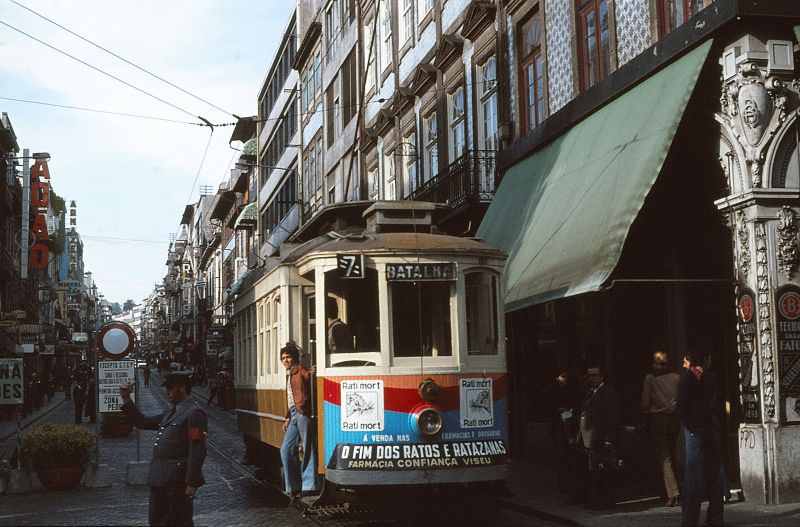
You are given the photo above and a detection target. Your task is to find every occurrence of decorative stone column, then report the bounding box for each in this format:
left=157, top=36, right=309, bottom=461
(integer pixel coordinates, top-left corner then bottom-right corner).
left=716, top=35, right=800, bottom=504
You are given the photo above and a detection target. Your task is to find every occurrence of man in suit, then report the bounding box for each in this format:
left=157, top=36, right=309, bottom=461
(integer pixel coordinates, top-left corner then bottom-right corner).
left=577, top=363, right=619, bottom=509
left=120, top=371, right=207, bottom=526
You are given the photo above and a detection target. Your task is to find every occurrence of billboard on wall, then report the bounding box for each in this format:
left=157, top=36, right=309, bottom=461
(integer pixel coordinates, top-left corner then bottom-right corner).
left=0, top=359, right=23, bottom=405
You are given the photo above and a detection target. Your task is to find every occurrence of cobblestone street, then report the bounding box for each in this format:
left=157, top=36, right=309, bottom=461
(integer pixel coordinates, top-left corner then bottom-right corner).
left=0, top=370, right=555, bottom=526
left=0, top=370, right=303, bottom=526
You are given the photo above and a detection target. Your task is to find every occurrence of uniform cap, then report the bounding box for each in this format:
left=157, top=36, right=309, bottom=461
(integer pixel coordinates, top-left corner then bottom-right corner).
left=162, top=371, right=192, bottom=388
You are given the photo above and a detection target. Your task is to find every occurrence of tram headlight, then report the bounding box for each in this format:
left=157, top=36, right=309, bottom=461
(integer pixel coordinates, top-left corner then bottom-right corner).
left=416, top=407, right=443, bottom=438
left=418, top=378, right=440, bottom=402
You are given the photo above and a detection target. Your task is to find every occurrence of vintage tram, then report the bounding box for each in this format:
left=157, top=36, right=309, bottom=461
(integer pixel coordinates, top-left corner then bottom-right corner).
left=232, top=202, right=507, bottom=501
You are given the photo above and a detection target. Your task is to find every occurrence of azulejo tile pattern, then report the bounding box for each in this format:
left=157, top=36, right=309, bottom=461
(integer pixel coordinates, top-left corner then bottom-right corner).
left=616, top=0, right=652, bottom=66
left=545, top=0, right=574, bottom=113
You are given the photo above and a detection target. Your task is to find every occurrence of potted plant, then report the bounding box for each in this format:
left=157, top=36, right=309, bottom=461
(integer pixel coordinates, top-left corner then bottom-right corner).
left=20, top=424, right=94, bottom=490
left=100, top=411, right=134, bottom=438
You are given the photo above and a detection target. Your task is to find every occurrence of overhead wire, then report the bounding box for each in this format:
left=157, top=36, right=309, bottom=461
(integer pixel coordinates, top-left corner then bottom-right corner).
left=7, top=0, right=237, bottom=119
left=0, top=95, right=204, bottom=125
left=0, top=17, right=208, bottom=123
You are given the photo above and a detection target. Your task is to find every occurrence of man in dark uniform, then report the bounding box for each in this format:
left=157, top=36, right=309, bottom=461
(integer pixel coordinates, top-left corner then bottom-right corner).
left=119, top=371, right=207, bottom=526
left=577, top=364, right=619, bottom=509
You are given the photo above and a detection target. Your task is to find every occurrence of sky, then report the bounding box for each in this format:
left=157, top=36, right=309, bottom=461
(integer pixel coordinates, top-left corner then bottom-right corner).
left=0, top=0, right=292, bottom=305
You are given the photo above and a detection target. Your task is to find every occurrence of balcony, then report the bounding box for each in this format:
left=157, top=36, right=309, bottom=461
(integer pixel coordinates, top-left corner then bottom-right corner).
left=410, top=150, right=498, bottom=210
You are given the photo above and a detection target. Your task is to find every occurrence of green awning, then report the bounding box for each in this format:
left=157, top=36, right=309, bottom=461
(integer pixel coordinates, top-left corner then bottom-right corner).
left=477, top=41, right=712, bottom=312
left=233, top=202, right=258, bottom=230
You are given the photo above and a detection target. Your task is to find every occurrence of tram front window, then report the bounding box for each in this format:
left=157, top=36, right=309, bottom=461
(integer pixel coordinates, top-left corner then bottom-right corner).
left=466, top=272, right=499, bottom=355
left=392, top=281, right=452, bottom=357
left=325, top=268, right=380, bottom=366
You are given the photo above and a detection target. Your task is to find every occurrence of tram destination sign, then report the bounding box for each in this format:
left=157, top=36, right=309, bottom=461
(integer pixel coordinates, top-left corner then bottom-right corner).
left=386, top=263, right=456, bottom=281
left=329, top=439, right=508, bottom=471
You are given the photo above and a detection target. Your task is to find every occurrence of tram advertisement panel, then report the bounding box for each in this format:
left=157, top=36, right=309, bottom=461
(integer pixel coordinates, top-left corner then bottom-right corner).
left=777, top=285, right=800, bottom=422
left=322, top=374, right=508, bottom=469
left=328, top=439, right=508, bottom=471
left=738, top=287, right=761, bottom=423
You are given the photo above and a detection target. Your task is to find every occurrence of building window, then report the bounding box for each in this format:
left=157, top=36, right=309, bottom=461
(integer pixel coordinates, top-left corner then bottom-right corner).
left=478, top=57, right=499, bottom=150
left=519, top=15, right=545, bottom=132
left=381, top=1, right=392, bottom=70
left=657, top=0, right=713, bottom=37
left=424, top=113, right=438, bottom=181
left=402, top=131, right=417, bottom=197
left=342, top=51, right=358, bottom=126
left=401, top=0, right=414, bottom=45
left=368, top=165, right=379, bottom=200
left=449, top=87, right=466, bottom=161
left=364, top=23, right=376, bottom=93
left=383, top=150, right=396, bottom=200
left=418, top=0, right=433, bottom=23
left=577, top=0, right=611, bottom=91
left=303, top=137, right=323, bottom=214
left=326, top=0, right=341, bottom=55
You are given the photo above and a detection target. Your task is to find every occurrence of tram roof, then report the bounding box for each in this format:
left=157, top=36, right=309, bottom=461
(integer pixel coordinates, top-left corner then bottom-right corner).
left=283, top=232, right=506, bottom=263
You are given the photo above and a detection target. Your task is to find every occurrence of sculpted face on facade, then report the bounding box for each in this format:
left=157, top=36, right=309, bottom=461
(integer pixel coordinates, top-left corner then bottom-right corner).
left=719, top=42, right=795, bottom=189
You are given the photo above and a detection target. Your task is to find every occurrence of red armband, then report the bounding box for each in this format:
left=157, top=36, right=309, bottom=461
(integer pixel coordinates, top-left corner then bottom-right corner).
left=188, top=427, right=206, bottom=441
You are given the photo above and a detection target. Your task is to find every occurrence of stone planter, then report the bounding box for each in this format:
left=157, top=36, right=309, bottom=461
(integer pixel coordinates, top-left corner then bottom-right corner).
left=36, top=466, right=84, bottom=490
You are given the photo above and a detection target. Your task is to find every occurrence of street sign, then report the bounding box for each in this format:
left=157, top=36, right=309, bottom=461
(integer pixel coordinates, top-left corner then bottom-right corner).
left=0, top=358, right=24, bottom=405
left=97, top=321, right=136, bottom=360
left=97, top=360, right=135, bottom=412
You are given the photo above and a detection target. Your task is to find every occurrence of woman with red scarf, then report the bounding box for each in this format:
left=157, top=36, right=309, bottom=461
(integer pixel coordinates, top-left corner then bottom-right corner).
left=677, top=352, right=724, bottom=527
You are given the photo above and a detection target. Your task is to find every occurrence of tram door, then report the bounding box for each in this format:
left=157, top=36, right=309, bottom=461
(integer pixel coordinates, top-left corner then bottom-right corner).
left=304, top=289, right=317, bottom=363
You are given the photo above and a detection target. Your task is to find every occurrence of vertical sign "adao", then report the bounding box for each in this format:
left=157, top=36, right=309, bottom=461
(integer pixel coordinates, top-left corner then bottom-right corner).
left=28, top=159, right=50, bottom=270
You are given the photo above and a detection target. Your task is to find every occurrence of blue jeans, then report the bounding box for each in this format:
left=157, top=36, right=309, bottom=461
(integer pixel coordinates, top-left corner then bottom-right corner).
left=280, top=407, right=318, bottom=494
left=682, top=428, right=724, bottom=527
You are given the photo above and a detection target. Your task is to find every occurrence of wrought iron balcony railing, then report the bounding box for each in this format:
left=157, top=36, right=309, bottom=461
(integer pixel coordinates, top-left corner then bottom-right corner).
left=410, top=150, right=497, bottom=208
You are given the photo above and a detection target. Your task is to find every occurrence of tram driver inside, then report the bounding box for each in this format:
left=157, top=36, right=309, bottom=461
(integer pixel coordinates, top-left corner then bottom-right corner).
left=326, top=296, right=354, bottom=353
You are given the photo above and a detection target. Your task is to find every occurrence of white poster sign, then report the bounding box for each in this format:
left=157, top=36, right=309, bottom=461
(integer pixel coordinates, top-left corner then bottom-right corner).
left=341, top=379, right=384, bottom=431
left=0, top=358, right=23, bottom=405
left=460, top=378, right=494, bottom=428
left=98, top=360, right=135, bottom=412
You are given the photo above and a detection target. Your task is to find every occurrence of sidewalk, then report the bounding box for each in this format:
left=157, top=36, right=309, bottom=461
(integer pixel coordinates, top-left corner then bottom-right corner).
left=0, top=391, right=68, bottom=461
left=503, top=457, right=800, bottom=526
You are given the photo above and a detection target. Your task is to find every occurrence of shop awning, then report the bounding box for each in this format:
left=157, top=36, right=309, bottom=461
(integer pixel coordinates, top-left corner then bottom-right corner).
left=477, top=41, right=712, bottom=312
left=234, top=202, right=258, bottom=230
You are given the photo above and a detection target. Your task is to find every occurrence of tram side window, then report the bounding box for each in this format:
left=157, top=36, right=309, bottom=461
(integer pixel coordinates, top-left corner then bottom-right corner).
left=465, top=272, right=499, bottom=355
left=325, top=267, right=380, bottom=357
left=392, top=281, right=452, bottom=357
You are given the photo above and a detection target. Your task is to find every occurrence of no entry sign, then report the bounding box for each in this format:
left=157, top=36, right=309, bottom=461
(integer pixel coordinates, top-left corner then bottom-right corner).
left=97, top=321, right=136, bottom=360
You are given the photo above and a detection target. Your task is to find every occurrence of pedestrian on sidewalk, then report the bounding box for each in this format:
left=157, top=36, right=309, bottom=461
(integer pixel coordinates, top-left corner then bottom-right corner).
left=677, top=351, right=724, bottom=527
left=640, top=350, right=681, bottom=507
left=120, top=371, right=208, bottom=527
left=545, top=368, right=582, bottom=500
left=143, top=364, right=151, bottom=386
left=73, top=381, right=87, bottom=424
left=65, top=366, right=73, bottom=400
left=85, top=376, right=97, bottom=423
left=207, top=373, right=218, bottom=406
left=577, top=363, right=619, bottom=510
left=280, top=342, right=319, bottom=498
